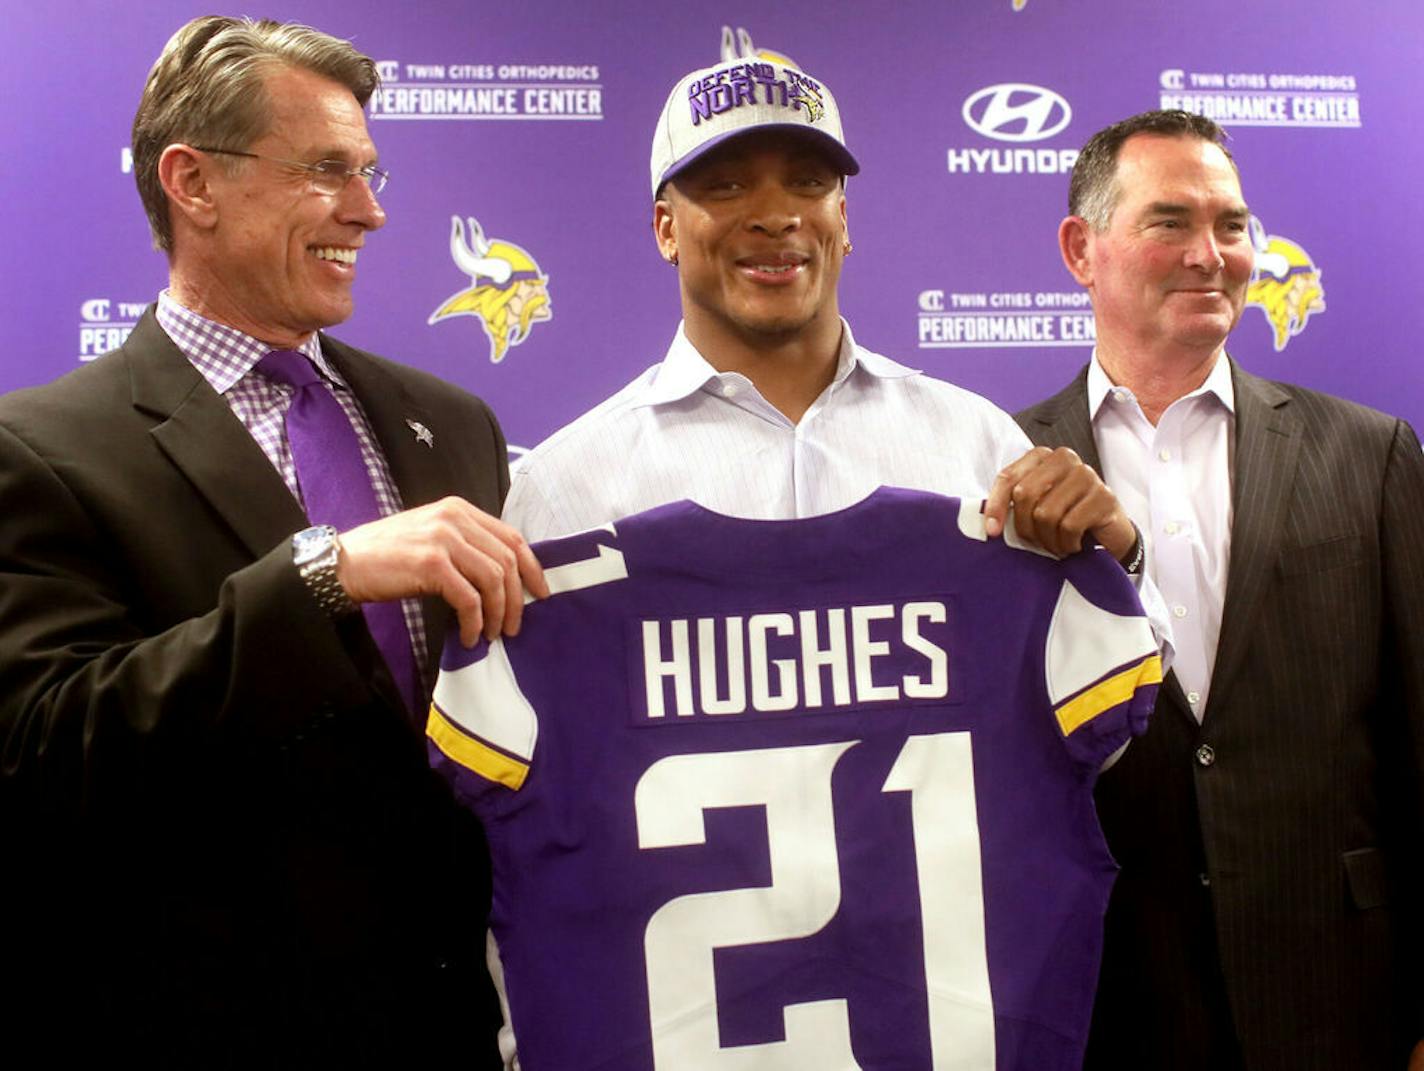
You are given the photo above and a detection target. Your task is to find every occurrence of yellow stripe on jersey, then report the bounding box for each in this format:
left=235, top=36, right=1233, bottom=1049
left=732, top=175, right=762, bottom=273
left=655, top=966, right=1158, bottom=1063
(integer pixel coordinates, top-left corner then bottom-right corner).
left=1054, top=655, right=1163, bottom=737
left=427, top=704, right=530, bottom=790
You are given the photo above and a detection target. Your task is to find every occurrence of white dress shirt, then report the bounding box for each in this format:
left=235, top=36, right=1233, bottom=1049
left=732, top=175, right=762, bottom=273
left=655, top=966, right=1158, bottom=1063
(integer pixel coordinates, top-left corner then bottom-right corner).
left=505, top=320, right=1033, bottom=538
left=1089, top=353, right=1233, bottom=720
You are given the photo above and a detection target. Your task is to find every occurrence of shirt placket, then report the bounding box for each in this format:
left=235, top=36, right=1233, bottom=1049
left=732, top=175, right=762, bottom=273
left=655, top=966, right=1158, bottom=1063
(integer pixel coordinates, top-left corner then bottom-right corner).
left=1149, top=406, right=1208, bottom=719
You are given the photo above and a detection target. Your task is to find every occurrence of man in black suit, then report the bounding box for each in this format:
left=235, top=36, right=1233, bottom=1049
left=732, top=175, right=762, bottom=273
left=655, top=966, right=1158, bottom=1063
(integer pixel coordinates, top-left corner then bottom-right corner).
left=1016, top=109, right=1424, bottom=1070
left=0, top=16, right=543, bottom=1066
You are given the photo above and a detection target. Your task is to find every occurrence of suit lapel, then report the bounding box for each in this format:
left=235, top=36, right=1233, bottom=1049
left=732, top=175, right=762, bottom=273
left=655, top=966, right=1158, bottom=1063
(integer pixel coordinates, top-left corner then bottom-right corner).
left=1020, top=368, right=1104, bottom=471
left=1204, top=360, right=1300, bottom=720
left=128, top=312, right=307, bottom=559
left=322, top=336, right=458, bottom=677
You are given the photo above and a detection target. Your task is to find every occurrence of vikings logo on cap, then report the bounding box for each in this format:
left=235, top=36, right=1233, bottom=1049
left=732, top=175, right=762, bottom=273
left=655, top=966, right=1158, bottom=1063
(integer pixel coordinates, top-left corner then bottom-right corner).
left=429, top=216, right=553, bottom=364
left=650, top=27, right=859, bottom=195
left=1245, top=217, right=1325, bottom=352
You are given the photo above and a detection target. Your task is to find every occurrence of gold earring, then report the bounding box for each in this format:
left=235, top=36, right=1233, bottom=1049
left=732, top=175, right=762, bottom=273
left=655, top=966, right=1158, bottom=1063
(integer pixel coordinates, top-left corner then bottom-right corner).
left=843, top=239, right=853, bottom=256
left=668, top=252, right=679, bottom=266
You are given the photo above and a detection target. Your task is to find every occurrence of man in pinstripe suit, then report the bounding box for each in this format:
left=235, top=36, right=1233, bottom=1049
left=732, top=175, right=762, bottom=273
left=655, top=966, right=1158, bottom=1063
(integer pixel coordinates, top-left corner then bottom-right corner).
left=1016, top=109, right=1424, bottom=1070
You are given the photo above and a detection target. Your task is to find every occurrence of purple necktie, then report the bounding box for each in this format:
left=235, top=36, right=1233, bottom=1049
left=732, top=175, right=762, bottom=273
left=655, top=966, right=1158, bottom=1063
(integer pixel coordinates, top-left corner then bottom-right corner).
left=258, top=349, right=422, bottom=717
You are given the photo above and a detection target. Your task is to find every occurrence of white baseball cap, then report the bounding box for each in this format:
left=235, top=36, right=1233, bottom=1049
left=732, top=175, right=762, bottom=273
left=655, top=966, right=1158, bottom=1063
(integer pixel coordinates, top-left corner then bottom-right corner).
left=650, top=56, right=860, bottom=196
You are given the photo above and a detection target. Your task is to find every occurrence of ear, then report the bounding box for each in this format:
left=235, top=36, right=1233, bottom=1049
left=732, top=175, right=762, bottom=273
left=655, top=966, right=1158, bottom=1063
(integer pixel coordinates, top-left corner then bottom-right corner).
left=652, top=196, right=677, bottom=265
left=840, top=189, right=849, bottom=249
left=1059, top=215, right=1095, bottom=287
left=158, top=143, right=221, bottom=234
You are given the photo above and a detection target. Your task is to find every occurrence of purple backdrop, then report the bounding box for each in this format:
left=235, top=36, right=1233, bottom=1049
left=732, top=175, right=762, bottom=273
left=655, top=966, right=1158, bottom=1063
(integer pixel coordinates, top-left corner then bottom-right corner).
left=5, top=0, right=1419, bottom=452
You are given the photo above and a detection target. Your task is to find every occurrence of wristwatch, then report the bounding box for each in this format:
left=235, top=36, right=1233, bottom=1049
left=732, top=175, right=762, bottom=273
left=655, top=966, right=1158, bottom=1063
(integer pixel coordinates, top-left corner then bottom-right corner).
left=292, top=524, right=357, bottom=617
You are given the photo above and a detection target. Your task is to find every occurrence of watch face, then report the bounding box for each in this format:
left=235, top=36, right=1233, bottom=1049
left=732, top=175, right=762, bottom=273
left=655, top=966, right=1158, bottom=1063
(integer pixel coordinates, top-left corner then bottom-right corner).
left=293, top=524, right=337, bottom=566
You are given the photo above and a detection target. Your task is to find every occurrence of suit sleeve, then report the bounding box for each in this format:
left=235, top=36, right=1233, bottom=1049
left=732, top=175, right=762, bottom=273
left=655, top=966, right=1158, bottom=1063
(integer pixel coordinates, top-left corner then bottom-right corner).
left=1379, top=419, right=1424, bottom=1035
left=0, top=420, right=377, bottom=817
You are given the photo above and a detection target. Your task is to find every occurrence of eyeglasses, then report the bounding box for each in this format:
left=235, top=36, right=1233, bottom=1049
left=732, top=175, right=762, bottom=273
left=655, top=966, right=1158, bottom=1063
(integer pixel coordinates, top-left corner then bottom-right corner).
left=193, top=147, right=389, bottom=195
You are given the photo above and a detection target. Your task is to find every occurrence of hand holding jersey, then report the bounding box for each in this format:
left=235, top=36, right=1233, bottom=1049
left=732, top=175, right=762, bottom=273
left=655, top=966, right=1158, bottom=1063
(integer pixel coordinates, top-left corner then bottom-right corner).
left=338, top=497, right=547, bottom=644
left=984, top=444, right=1138, bottom=561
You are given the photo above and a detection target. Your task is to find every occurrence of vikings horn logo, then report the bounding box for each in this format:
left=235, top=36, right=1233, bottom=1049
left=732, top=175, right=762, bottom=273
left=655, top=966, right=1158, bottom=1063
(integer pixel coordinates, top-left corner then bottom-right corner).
left=720, top=25, right=799, bottom=69
left=1244, top=217, right=1325, bottom=352
left=791, top=85, right=826, bottom=124
left=428, top=216, right=552, bottom=364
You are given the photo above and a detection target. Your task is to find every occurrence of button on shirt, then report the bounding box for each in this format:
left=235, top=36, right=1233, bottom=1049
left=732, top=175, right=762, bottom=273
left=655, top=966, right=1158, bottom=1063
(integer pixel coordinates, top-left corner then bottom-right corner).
left=154, top=291, right=428, bottom=677
left=1089, top=354, right=1233, bottom=720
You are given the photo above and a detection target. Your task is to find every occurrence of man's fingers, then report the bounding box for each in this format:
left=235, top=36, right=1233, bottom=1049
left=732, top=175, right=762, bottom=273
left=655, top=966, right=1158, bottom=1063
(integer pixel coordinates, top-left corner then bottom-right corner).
left=516, top=541, right=549, bottom=600
left=443, top=535, right=510, bottom=641
left=498, top=552, right=525, bottom=638
left=440, top=569, right=485, bottom=648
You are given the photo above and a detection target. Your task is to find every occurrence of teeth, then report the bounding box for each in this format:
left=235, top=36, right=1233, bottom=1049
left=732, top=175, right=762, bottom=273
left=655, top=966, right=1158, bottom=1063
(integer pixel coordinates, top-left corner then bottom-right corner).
left=315, top=246, right=357, bottom=265
left=751, top=263, right=796, bottom=273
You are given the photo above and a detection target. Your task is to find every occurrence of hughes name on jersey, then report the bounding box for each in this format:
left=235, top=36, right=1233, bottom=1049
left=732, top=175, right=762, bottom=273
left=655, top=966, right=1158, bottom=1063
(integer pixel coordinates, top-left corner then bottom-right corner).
left=427, top=488, right=1161, bottom=1070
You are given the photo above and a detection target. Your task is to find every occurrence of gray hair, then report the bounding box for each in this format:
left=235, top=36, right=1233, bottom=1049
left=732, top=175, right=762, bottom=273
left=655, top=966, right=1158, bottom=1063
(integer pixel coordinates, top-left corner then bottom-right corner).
left=1069, top=110, right=1234, bottom=231
left=132, top=16, right=378, bottom=252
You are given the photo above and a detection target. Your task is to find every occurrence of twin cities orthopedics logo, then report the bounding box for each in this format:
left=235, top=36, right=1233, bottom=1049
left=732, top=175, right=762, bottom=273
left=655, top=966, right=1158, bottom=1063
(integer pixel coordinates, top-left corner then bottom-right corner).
left=916, top=289, right=1094, bottom=349
left=429, top=216, right=553, bottom=364
left=78, top=298, right=146, bottom=362
left=368, top=60, right=601, bottom=121
left=1158, top=69, right=1360, bottom=128
left=1245, top=218, right=1325, bottom=352
left=949, top=83, right=1078, bottom=176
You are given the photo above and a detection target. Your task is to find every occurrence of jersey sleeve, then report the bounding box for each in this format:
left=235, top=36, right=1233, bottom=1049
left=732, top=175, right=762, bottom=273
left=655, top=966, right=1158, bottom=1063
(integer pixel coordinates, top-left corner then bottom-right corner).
left=427, top=632, right=540, bottom=796
left=426, top=521, right=634, bottom=801
left=1044, top=572, right=1163, bottom=771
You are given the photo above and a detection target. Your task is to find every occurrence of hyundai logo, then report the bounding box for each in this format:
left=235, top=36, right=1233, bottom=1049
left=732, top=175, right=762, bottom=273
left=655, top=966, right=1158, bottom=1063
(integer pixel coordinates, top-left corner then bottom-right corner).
left=962, top=83, right=1072, bottom=142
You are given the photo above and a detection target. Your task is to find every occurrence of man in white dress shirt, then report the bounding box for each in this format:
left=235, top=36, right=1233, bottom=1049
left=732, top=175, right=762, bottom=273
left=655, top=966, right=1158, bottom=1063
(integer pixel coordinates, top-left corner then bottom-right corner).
left=504, top=51, right=1142, bottom=577
left=1016, top=109, right=1424, bottom=1071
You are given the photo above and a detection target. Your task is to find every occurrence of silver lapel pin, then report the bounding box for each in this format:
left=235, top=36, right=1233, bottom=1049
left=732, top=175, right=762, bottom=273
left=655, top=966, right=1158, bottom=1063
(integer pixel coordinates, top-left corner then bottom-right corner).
left=406, top=419, right=434, bottom=448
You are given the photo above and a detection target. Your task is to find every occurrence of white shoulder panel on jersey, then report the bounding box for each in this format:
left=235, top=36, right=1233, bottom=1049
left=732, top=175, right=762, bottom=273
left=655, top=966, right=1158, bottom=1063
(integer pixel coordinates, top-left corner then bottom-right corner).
left=432, top=639, right=539, bottom=763
left=1045, top=579, right=1156, bottom=706
left=541, top=543, right=628, bottom=598
left=957, top=498, right=989, bottom=541
left=954, top=497, right=1055, bottom=559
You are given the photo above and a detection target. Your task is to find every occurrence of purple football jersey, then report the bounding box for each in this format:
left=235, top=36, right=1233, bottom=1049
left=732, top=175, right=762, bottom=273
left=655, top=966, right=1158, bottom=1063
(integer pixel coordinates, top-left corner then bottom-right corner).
left=428, top=488, right=1161, bottom=1071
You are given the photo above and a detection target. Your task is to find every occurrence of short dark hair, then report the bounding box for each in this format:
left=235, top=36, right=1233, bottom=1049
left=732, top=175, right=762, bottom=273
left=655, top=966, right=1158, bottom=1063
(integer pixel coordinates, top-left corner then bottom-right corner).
left=1068, top=110, right=1234, bottom=230
left=132, top=16, right=379, bottom=253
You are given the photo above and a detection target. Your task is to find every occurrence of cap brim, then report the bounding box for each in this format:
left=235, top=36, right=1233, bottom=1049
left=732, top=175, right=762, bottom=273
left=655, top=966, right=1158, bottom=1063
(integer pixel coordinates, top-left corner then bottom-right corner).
left=658, top=124, right=861, bottom=193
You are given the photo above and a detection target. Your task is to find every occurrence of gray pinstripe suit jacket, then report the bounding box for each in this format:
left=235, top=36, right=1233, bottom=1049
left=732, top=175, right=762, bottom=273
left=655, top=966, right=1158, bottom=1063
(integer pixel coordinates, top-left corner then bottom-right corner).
left=1016, top=359, right=1424, bottom=1071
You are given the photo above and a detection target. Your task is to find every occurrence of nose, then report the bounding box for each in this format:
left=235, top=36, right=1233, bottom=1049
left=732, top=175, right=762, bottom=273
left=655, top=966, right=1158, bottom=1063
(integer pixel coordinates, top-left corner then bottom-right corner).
left=745, top=180, right=800, bottom=238
left=337, top=174, right=386, bottom=231
left=1184, top=228, right=1224, bottom=274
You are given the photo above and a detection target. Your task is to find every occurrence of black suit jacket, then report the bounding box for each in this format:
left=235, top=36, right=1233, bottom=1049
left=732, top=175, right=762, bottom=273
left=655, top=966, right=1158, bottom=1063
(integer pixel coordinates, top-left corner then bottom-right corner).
left=0, top=311, right=506, bottom=1067
left=1016, top=360, right=1424, bottom=1070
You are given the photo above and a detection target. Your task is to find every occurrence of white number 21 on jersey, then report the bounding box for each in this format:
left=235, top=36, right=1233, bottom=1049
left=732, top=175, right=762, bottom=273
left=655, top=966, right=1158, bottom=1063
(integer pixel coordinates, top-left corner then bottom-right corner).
left=634, top=733, right=996, bottom=1069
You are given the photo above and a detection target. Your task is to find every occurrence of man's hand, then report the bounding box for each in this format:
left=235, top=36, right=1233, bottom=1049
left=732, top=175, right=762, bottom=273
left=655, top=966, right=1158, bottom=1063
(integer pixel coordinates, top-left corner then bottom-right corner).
left=984, top=446, right=1136, bottom=562
left=336, top=497, right=548, bottom=645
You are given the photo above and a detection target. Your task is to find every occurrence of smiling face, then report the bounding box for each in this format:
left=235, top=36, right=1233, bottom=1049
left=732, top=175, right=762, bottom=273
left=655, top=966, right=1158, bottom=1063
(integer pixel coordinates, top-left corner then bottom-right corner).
left=189, top=64, right=385, bottom=345
left=1065, top=134, right=1252, bottom=365
left=654, top=131, right=848, bottom=359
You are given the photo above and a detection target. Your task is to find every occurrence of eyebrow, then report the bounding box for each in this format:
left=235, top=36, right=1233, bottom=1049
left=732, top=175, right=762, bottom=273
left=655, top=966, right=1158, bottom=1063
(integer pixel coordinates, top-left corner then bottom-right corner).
left=305, top=146, right=379, bottom=165
left=1143, top=201, right=1250, bottom=220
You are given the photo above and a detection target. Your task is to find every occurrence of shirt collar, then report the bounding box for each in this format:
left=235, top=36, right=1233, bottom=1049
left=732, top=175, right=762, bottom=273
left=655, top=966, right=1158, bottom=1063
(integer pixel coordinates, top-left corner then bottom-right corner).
left=1088, top=348, right=1236, bottom=421
left=155, top=290, right=335, bottom=395
left=635, top=318, right=918, bottom=409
